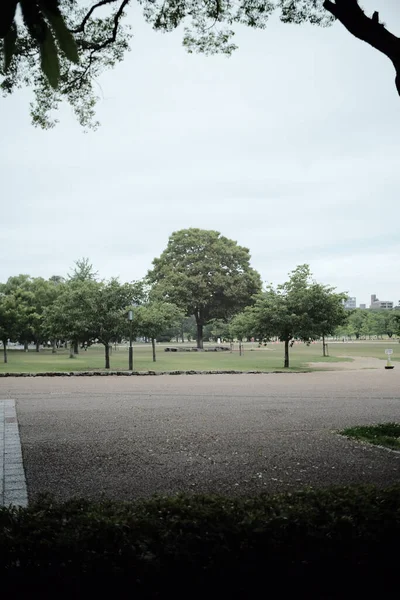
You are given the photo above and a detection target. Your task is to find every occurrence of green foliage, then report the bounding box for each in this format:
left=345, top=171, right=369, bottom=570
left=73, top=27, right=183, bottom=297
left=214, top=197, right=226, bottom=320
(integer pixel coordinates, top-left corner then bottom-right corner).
left=340, top=423, right=400, bottom=450
left=0, top=0, right=332, bottom=128
left=1, top=485, right=400, bottom=596
left=148, top=228, right=261, bottom=348
left=133, top=301, right=183, bottom=359
left=0, top=287, right=20, bottom=361
left=68, top=257, right=98, bottom=282
left=231, top=265, right=348, bottom=367
left=135, top=302, right=183, bottom=340
left=0, top=274, right=62, bottom=355
left=1, top=0, right=131, bottom=128
left=338, top=309, right=400, bottom=340
left=45, top=277, right=144, bottom=368
left=347, top=309, right=367, bottom=339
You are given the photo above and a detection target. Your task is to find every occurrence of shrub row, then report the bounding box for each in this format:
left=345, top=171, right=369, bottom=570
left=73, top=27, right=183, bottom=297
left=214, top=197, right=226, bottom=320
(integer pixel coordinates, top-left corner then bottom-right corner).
left=1, top=485, right=400, bottom=597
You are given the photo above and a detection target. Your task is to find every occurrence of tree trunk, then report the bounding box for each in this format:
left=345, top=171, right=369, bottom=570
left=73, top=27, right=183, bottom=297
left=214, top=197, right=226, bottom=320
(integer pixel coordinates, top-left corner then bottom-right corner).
left=69, top=343, right=74, bottom=359
left=322, top=334, right=326, bottom=357
left=105, top=344, right=110, bottom=369
left=52, top=339, right=57, bottom=354
left=35, top=340, right=40, bottom=353
left=152, top=337, right=156, bottom=362
left=181, top=323, right=184, bottom=343
left=24, top=341, right=29, bottom=352
left=3, top=340, right=7, bottom=364
left=196, top=320, right=204, bottom=349
left=74, top=340, right=79, bottom=354
left=284, top=339, right=289, bottom=368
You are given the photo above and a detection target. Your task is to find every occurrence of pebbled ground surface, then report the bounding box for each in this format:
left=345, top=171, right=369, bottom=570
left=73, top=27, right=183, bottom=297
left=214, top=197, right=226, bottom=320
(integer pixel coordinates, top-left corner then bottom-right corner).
left=0, top=369, right=399, bottom=502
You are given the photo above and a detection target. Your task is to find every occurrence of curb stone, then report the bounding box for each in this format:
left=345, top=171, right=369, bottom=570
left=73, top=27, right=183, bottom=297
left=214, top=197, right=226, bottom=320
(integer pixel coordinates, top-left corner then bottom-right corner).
left=0, top=370, right=310, bottom=377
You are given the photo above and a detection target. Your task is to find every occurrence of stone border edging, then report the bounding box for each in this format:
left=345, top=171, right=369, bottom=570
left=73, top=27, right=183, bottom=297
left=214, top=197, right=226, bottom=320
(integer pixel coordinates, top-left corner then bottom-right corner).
left=0, top=369, right=310, bottom=377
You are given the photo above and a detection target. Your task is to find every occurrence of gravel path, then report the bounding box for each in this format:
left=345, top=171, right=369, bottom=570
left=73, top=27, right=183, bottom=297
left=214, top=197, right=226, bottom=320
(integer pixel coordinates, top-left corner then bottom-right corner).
left=0, top=369, right=399, bottom=502
left=308, top=355, right=390, bottom=370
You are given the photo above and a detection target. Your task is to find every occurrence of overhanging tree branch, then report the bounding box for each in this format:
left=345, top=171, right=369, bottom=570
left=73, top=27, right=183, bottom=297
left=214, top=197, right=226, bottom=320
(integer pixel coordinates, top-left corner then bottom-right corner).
left=323, top=0, right=400, bottom=96
left=71, top=0, right=121, bottom=34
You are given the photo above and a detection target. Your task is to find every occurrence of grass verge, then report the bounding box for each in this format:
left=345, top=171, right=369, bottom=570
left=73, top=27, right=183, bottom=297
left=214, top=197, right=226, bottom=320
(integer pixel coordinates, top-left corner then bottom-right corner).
left=340, top=422, right=400, bottom=450
left=1, top=485, right=400, bottom=597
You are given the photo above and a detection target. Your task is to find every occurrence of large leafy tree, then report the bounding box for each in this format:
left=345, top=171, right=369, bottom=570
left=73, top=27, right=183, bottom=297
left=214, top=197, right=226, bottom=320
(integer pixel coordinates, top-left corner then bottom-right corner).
left=0, top=289, right=20, bottom=363
left=44, top=278, right=99, bottom=354
left=45, top=277, right=144, bottom=368
left=1, top=1, right=398, bottom=129
left=0, top=274, right=61, bottom=352
left=0, top=275, right=34, bottom=352
left=134, top=301, right=183, bottom=361
left=231, top=264, right=348, bottom=368
left=347, top=308, right=368, bottom=340
left=147, top=228, right=261, bottom=349
left=305, top=284, right=348, bottom=356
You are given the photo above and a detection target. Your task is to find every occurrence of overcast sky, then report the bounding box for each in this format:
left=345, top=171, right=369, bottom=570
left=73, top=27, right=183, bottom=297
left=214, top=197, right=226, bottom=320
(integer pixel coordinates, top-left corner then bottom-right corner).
left=1, top=0, right=399, bottom=306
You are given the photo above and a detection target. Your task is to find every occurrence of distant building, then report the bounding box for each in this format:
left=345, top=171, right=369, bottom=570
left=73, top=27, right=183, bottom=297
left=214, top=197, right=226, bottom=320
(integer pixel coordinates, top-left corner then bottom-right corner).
left=359, top=304, right=366, bottom=309
left=343, top=296, right=356, bottom=309
left=370, top=294, right=394, bottom=310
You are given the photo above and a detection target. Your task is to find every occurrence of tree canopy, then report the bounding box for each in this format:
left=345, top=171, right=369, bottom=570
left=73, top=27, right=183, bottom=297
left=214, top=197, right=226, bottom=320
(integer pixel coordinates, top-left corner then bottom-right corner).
left=134, top=301, right=184, bottom=361
left=230, top=264, right=348, bottom=367
left=147, top=228, right=261, bottom=349
left=46, top=276, right=144, bottom=368
left=1, top=1, right=399, bottom=128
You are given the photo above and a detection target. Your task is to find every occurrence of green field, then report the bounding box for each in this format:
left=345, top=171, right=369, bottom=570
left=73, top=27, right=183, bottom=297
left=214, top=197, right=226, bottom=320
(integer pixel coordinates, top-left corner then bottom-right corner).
left=0, top=340, right=398, bottom=373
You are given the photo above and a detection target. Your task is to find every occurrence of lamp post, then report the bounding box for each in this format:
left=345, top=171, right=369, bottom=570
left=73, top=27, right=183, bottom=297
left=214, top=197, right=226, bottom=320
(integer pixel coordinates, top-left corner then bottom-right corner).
left=128, top=310, right=133, bottom=371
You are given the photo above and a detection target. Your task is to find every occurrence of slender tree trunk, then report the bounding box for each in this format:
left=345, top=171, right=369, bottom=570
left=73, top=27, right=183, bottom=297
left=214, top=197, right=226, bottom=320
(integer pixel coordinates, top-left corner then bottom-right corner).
left=175, top=335, right=179, bottom=343
left=74, top=340, right=79, bottom=354
left=105, top=344, right=110, bottom=369
left=52, top=339, right=57, bottom=354
left=35, top=340, right=40, bottom=353
left=284, top=339, right=289, bottom=368
left=24, top=341, right=29, bottom=352
left=152, top=337, right=156, bottom=362
left=69, top=343, right=74, bottom=359
left=196, top=320, right=204, bottom=349
left=64, top=341, right=68, bottom=349
left=3, top=340, right=7, bottom=364
left=322, top=334, right=326, bottom=357
left=181, top=323, right=184, bottom=343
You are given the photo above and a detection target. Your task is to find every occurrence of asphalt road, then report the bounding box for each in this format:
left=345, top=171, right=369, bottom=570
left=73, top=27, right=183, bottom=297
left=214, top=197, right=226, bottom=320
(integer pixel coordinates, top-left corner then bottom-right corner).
left=1, top=370, right=400, bottom=502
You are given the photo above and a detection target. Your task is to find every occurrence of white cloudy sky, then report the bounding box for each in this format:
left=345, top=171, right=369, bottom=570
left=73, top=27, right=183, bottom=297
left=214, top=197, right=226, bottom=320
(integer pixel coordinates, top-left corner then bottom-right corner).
left=1, top=0, right=399, bottom=306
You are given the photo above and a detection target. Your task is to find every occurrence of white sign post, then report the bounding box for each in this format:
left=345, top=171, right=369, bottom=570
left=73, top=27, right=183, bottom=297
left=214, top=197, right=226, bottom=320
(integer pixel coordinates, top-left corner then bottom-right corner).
left=385, top=349, right=394, bottom=369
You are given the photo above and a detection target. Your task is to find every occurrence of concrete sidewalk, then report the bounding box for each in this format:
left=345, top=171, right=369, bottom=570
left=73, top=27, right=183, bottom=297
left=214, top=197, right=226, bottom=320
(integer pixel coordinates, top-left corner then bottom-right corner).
left=0, top=400, right=28, bottom=507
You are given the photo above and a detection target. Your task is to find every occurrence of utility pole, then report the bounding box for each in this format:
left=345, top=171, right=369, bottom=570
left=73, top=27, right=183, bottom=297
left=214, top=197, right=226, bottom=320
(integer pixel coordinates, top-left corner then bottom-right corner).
left=128, top=310, right=133, bottom=371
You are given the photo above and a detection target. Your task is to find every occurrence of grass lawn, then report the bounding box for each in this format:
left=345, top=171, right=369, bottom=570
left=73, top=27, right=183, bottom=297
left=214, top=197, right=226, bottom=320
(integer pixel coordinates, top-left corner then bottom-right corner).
left=340, top=423, right=400, bottom=451
left=0, top=339, right=396, bottom=373
left=326, top=340, right=399, bottom=360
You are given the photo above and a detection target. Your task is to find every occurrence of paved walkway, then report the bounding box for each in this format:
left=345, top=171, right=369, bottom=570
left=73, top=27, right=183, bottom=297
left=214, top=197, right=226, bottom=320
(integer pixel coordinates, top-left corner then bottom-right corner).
left=308, top=355, right=391, bottom=370
left=0, top=400, right=28, bottom=507
left=0, top=370, right=399, bottom=502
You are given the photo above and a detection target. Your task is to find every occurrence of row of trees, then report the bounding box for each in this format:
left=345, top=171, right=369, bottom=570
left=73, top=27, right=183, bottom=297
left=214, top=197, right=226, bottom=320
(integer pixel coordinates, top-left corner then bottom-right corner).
left=336, top=308, right=399, bottom=341
left=0, top=259, right=183, bottom=368
left=1, top=228, right=399, bottom=369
